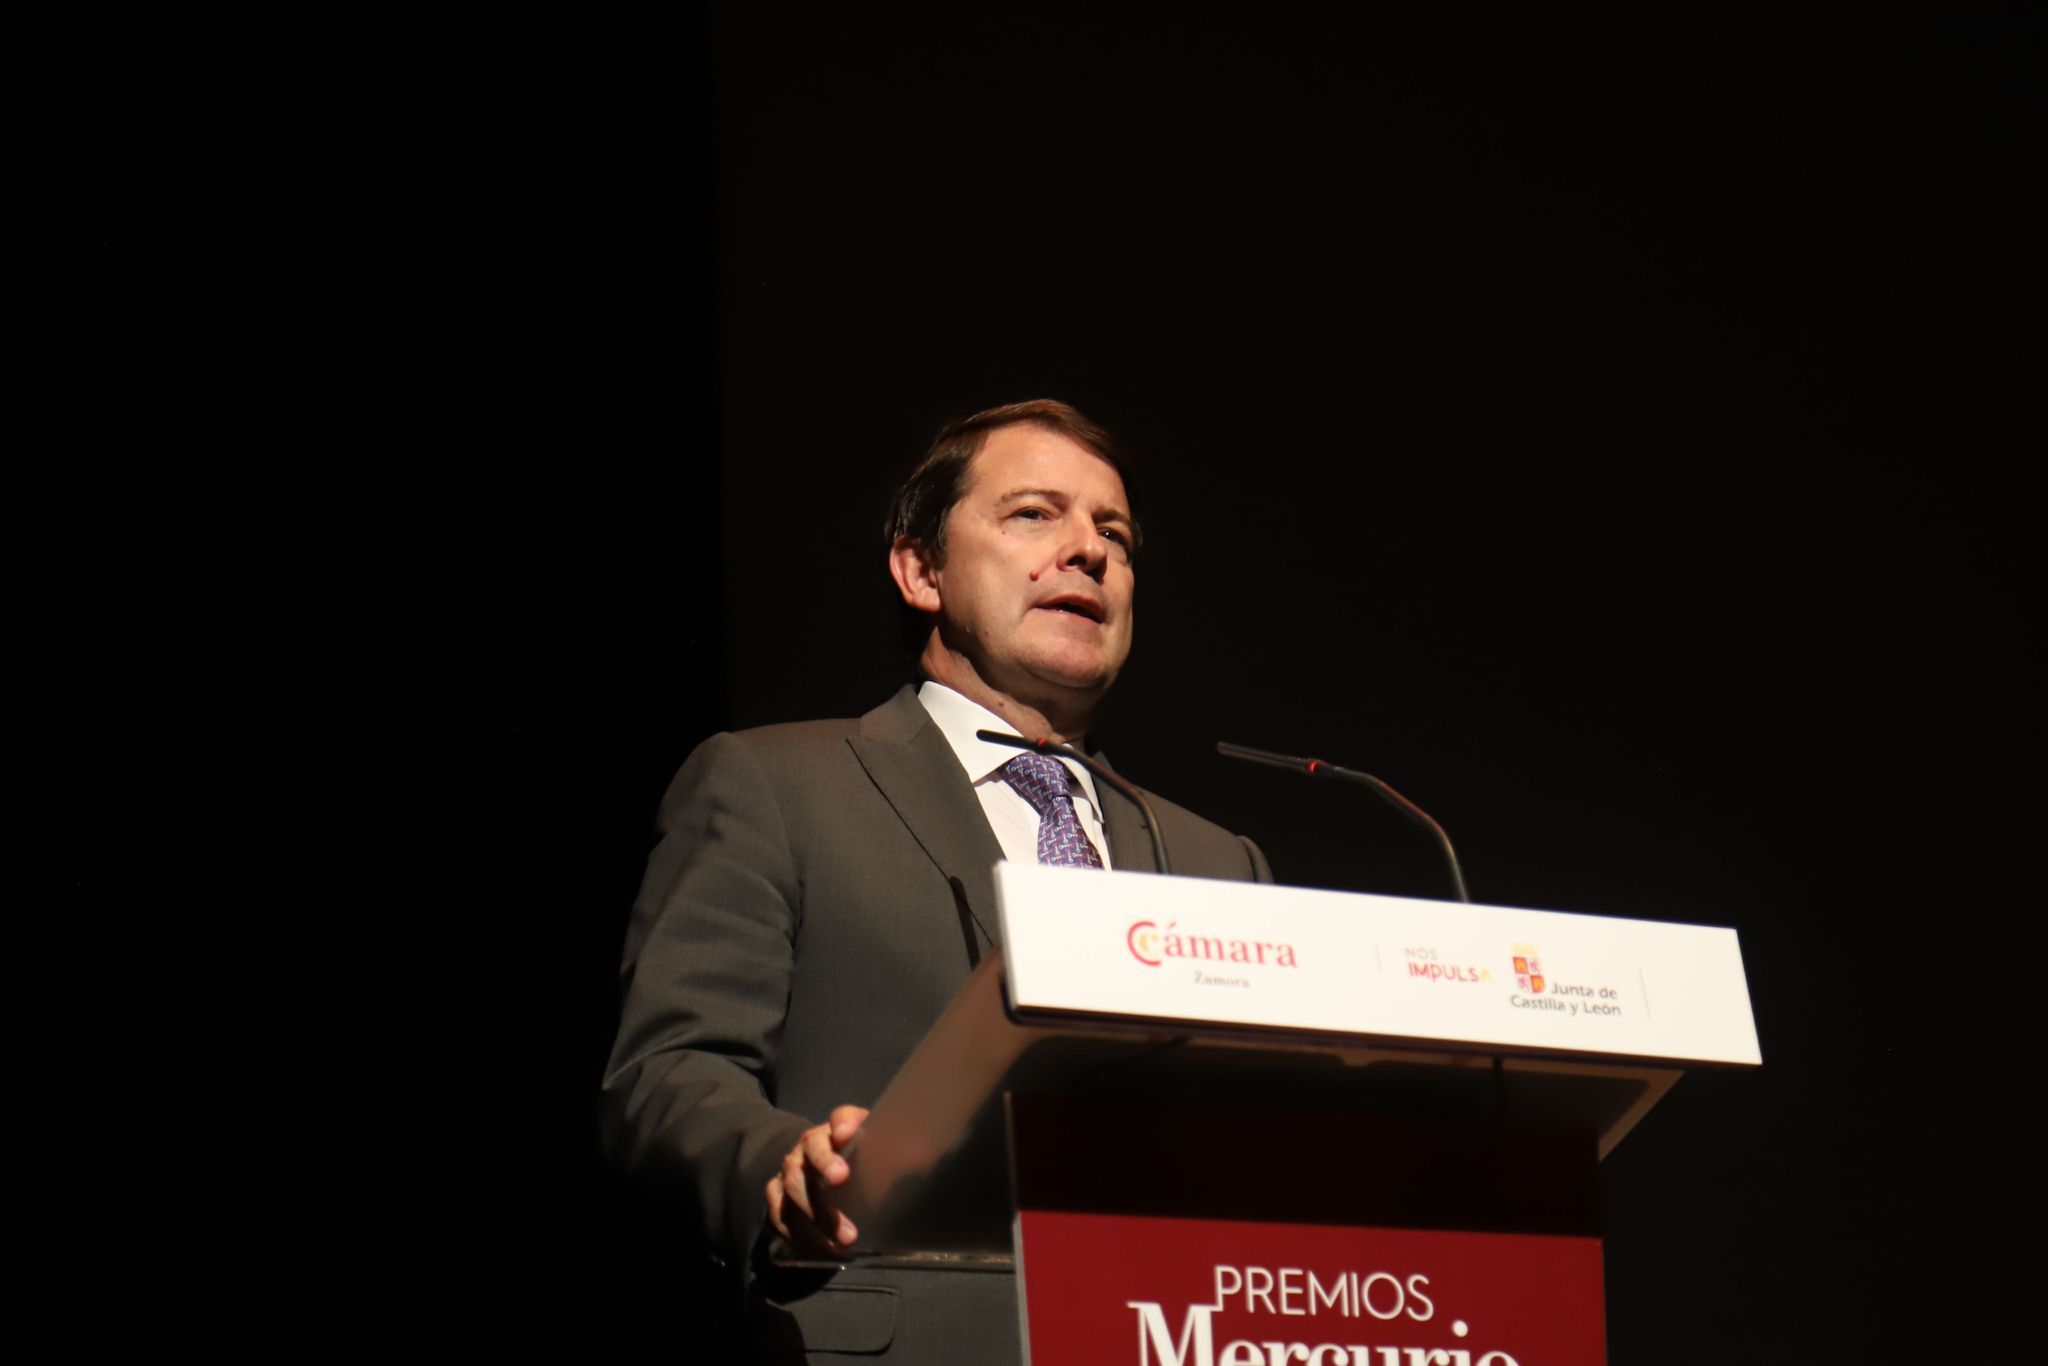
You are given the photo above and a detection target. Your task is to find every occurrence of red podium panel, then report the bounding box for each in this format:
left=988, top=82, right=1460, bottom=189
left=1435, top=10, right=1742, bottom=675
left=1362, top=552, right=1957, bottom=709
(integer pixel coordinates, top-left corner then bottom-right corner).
left=1006, top=1093, right=1606, bottom=1366
left=1019, top=1212, right=1597, bottom=1359
left=1017, top=1212, right=1604, bottom=1366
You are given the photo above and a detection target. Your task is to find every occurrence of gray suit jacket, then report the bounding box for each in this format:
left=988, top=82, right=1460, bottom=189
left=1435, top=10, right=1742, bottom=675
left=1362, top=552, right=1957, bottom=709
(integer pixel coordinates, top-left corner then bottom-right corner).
left=602, top=686, right=1271, bottom=1359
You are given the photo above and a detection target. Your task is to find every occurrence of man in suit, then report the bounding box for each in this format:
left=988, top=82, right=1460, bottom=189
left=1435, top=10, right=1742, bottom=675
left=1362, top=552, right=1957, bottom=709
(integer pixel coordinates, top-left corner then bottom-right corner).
left=602, top=400, right=1271, bottom=1361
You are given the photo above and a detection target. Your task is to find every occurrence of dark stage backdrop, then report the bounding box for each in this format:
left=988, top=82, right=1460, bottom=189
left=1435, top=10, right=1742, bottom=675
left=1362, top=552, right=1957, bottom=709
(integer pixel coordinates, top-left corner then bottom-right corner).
left=707, top=11, right=2034, bottom=1360
left=30, top=8, right=2034, bottom=1361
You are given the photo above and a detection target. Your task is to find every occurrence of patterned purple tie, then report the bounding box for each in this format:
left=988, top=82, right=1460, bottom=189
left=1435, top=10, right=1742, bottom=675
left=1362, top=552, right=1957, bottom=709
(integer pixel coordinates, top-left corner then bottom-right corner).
left=1001, top=753, right=1106, bottom=869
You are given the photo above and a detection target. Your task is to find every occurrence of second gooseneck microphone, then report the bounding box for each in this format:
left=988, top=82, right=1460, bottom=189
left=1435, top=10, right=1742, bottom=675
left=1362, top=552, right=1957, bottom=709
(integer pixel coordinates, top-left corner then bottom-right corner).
left=1216, top=741, right=1470, bottom=903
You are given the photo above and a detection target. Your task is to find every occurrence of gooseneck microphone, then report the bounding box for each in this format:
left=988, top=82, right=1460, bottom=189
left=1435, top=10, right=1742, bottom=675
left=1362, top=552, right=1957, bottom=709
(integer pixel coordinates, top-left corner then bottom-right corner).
left=975, top=730, right=1171, bottom=876
left=1216, top=741, right=1470, bottom=903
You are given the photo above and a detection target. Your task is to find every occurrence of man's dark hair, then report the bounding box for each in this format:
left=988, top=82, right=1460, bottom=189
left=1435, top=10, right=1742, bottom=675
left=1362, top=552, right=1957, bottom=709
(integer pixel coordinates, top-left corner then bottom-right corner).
left=884, top=398, right=1142, bottom=562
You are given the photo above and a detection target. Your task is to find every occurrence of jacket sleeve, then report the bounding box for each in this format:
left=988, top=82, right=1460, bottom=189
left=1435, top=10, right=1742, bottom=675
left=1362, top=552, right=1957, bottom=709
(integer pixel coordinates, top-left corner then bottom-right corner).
left=600, top=731, right=813, bottom=1274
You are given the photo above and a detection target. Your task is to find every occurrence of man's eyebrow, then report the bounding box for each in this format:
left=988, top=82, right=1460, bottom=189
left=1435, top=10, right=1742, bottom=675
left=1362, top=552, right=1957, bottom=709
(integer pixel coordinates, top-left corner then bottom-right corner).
left=992, top=485, right=1067, bottom=505
left=994, top=486, right=1134, bottom=522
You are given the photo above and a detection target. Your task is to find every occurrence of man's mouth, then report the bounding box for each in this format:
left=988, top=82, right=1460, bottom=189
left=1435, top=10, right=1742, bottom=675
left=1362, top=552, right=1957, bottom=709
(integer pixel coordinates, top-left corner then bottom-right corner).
left=1036, top=596, right=1106, bottom=623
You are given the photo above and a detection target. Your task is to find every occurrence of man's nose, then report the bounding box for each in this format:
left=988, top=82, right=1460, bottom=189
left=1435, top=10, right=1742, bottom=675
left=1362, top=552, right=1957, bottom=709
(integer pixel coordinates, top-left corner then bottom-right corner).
left=1060, top=516, right=1109, bottom=579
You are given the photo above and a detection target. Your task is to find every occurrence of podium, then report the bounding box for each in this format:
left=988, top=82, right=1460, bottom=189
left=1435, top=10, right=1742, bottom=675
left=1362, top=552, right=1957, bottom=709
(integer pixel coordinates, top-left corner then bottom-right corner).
left=832, top=865, right=1760, bottom=1364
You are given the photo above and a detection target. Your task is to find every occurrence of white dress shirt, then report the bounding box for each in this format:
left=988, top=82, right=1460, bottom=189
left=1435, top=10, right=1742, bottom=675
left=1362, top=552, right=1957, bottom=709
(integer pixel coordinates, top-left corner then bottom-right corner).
left=915, top=680, right=1113, bottom=870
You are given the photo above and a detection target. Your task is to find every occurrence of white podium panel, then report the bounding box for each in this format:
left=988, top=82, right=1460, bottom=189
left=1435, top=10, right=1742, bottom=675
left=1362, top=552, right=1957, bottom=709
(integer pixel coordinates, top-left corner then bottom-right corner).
left=996, top=864, right=1760, bottom=1067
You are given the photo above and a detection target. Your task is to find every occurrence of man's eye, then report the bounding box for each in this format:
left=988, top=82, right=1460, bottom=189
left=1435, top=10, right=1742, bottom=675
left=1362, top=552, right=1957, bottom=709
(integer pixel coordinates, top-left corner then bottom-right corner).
left=1101, top=527, right=1131, bottom=548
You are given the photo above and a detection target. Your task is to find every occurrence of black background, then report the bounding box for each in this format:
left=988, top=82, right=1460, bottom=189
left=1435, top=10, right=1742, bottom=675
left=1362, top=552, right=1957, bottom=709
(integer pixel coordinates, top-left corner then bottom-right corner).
left=27, top=7, right=2037, bottom=1359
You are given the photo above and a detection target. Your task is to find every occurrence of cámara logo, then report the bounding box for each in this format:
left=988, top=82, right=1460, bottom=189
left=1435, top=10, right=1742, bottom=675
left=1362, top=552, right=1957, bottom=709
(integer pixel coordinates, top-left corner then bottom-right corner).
left=1510, top=943, right=1545, bottom=994
left=1126, top=920, right=1299, bottom=969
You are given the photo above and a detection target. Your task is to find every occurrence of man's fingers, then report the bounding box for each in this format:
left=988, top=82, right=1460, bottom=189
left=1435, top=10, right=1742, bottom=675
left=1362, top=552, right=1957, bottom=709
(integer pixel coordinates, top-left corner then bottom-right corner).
left=767, top=1168, right=854, bottom=1252
left=785, top=1128, right=857, bottom=1243
left=779, top=1147, right=813, bottom=1216
left=764, top=1111, right=869, bottom=1256
left=802, top=1123, right=851, bottom=1185
left=765, top=1171, right=809, bottom=1248
left=783, top=1142, right=843, bottom=1220
left=829, top=1104, right=871, bottom=1143
left=767, top=1184, right=849, bottom=1253
left=795, top=1142, right=847, bottom=1236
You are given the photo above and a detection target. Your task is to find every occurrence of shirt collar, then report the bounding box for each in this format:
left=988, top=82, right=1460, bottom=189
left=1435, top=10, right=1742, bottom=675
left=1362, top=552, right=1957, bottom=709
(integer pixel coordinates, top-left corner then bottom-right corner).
left=915, top=680, right=1104, bottom=813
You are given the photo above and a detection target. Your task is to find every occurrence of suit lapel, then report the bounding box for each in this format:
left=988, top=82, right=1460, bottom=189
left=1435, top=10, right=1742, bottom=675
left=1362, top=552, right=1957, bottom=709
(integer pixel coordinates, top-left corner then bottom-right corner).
left=1088, top=747, right=1161, bottom=874
left=848, top=687, right=1009, bottom=947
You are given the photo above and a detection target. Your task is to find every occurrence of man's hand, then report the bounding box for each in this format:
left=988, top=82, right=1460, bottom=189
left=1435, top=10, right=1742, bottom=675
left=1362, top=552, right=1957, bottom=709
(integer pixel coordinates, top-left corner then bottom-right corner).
left=765, top=1104, right=869, bottom=1258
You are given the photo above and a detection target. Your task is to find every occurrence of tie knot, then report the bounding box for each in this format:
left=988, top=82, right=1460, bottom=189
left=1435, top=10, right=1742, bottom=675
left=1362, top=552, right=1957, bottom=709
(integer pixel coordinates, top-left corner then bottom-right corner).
left=1000, top=751, right=1075, bottom=818
left=1001, top=751, right=1105, bottom=869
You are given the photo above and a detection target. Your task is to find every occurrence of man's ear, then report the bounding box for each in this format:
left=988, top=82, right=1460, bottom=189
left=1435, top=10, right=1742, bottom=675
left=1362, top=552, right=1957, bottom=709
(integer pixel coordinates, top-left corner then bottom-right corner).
left=888, top=535, right=942, bottom=613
